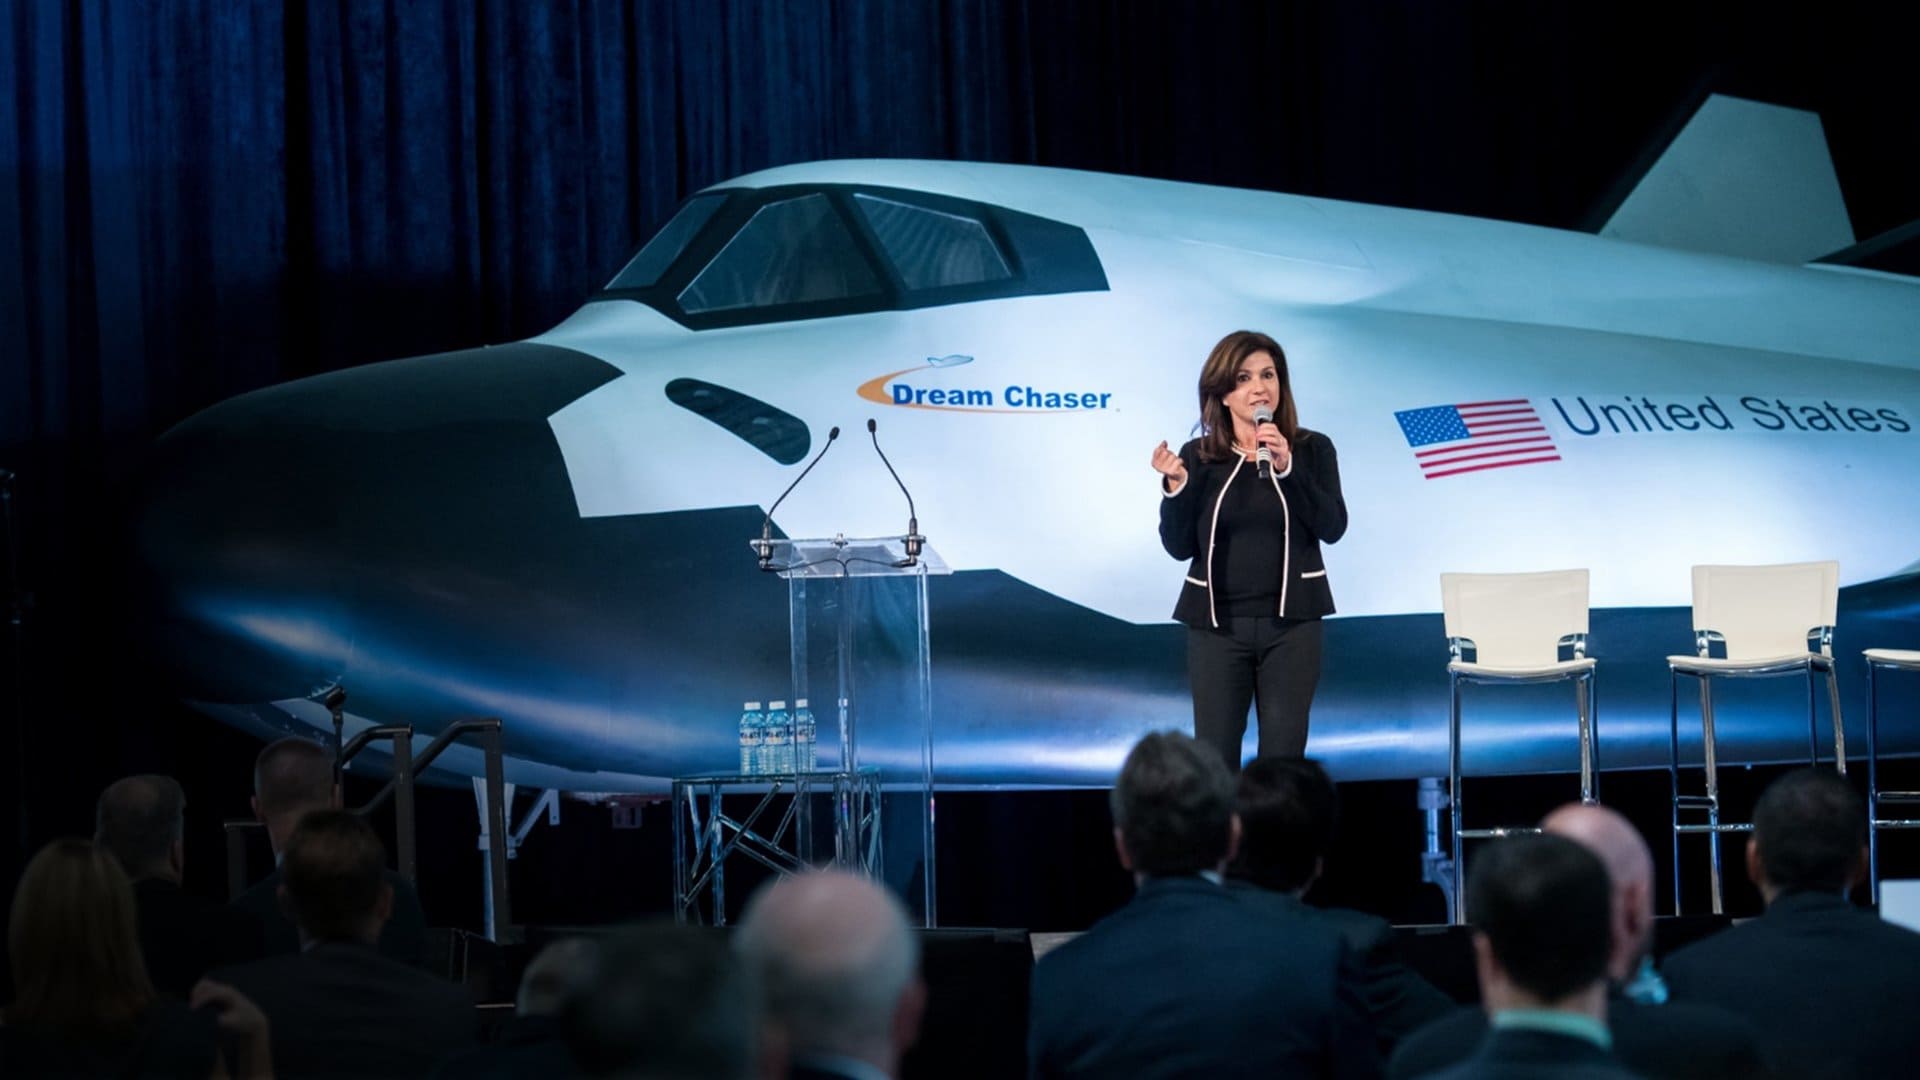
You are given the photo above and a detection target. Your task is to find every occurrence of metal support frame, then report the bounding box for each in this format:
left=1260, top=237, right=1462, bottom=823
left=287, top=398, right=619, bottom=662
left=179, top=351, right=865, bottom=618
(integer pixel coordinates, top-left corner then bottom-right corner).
left=1416, top=778, right=1457, bottom=924
left=2, top=469, right=27, bottom=855
left=671, top=768, right=883, bottom=925
left=1668, top=636, right=1842, bottom=915
left=1867, top=653, right=1920, bottom=903
left=1446, top=634, right=1597, bottom=924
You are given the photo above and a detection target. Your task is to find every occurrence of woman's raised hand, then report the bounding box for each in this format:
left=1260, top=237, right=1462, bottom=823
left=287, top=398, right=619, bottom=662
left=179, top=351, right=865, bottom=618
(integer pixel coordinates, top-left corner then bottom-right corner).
left=1152, top=441, right=1188, bottom=490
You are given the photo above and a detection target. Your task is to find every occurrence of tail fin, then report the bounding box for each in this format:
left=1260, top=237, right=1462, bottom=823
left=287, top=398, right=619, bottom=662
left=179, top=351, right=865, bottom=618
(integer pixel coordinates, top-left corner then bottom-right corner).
left=1599, top=94, right=1853, bottom=264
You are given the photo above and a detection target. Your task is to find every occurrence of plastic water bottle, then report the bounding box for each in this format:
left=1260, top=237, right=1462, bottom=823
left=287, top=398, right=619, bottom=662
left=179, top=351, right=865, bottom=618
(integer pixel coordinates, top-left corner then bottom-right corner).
left=795, top=698, right=816, bottom=772
left=738, top=701, right=764, bottom=775
left=764, top=701, right=792, bottom=775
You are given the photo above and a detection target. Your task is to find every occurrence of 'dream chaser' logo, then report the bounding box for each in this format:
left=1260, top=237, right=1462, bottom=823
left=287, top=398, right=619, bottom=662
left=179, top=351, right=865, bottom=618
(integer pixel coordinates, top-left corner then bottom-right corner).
left=858, top=355, right=1115, bottom=413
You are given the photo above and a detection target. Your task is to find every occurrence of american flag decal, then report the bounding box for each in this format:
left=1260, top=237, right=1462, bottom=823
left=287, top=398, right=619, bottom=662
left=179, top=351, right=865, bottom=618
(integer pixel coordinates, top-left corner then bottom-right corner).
left=1394, top=400, right=1560, bottom=479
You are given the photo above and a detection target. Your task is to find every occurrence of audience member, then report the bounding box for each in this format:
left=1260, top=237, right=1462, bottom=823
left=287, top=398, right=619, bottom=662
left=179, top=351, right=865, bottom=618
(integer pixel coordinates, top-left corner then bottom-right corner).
left=232, top=736, right=428, bottom=965
left=212, top=810, right=475, bottom=1078
left=1418, top=833, right=1637, bottom=1080
left=1389, top=804, right=1764, bottom=1079
left=0, top=838, right=229, bottom=1077
left=735, top=870, right=925, bottom=1079
left=1228, top=756, right=1454, bottom=1054
left=1028, top=731, right=1379, bottom=1078
left=94, top=773, right=263, bottom=996
left=1662, top=767, right=1920, bottom=1078
left=431, top=936, right=599, bottom=1078
left=566, top=923, right=759, bottom=1080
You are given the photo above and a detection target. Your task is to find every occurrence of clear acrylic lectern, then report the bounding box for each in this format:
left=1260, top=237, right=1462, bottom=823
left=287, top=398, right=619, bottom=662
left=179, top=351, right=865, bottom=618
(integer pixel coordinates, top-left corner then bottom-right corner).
left=767, top=534, right=946, bottom=926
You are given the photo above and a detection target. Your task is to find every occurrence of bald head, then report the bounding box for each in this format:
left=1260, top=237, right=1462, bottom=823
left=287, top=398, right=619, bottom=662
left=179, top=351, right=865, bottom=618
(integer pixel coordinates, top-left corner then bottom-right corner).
left=1542, top=802, right=1655, bottom=979
left=734, top=871, right=922, bottom=1070
left=1542, top=804, right=1653, bottom=899
left=253, top=737, right=337, bottom=852
left=95, top=774, right=187, bottom=882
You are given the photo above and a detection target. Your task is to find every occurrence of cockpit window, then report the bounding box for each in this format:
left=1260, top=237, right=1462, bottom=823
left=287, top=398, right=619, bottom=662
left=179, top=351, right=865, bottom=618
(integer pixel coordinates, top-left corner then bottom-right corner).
left=679, top=195, right=883, bottom=314
left=608, top=194, right=724, bottom=289
left=853, top=194, right=1011, bottom=290
left=598, top=182, right=1108, bottom=330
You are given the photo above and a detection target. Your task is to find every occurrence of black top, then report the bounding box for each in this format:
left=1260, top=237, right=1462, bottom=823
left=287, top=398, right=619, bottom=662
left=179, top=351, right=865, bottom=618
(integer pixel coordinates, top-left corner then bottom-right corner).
left=1387, top=992, right=1765, bottom=1080
left=1662, top=889, right=1920, bottom=1080
left=1159, top=430, right=1347, bottom=628
left=1214, top=462, right=1286, bottom=615
left=0, top=999, right=220, bottom=1078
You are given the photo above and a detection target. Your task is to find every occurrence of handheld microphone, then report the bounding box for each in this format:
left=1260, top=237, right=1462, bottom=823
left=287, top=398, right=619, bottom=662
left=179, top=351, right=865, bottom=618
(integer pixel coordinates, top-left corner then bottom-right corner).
left=1253, top=405, right=1274, bottom=480
left=755, top=426, right=840, bottom=570
left=867, top=419, right=923, bottom=566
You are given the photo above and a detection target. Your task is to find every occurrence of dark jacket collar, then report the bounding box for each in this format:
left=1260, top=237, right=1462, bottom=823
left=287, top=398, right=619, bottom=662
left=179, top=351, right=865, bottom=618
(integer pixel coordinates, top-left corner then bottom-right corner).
left=1765, top=889, right=1854, bottom=917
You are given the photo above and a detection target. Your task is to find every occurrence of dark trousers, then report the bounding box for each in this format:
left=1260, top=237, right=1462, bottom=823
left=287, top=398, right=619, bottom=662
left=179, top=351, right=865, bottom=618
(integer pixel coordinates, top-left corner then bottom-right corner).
left=1187, top=616, right=1323, bottom=769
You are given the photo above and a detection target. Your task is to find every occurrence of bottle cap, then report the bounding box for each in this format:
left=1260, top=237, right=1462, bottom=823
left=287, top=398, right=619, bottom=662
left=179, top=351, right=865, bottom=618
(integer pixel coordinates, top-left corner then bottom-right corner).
left=769, top=700, right=787, bottom=709
left=795, top=698, right=809, bottom=708
left=744, top=702, right=762, bottom=709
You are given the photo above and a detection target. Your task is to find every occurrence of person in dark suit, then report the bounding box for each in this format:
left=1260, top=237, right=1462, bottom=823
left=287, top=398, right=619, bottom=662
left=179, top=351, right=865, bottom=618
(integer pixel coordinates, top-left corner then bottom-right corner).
left=1227, top=756, right=1456, bottom=1056
left=211, top=810, right=475, bottom=1078
left=735, top=870, right=926, bottom=1079
left=94, top=774, right=263, bottom=997
left=1028, top=730, right=1380, bottom=1079
left=430, top=936, right=598, bottom=1079
left=1417, top=834, right=1641, bottom=1080
left=230, top=736, right=428, bottom=966
left=1661, top=767, right=1920, bottom=1079
left=566, top=923, right=760, bottom=1080
left=1388, top=804, right=1765, bottom=1080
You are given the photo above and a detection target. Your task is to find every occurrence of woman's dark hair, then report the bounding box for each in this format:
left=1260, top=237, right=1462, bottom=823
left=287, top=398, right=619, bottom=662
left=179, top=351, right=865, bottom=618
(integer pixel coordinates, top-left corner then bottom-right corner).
left=1195, top=329, right=1298, bottom=463
left=5, top=838, right=157, bottom=1038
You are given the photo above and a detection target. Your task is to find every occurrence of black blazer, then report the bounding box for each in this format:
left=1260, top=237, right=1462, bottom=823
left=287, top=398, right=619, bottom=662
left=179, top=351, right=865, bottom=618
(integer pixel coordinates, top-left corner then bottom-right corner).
left=1227, top=880, right=1455, bottom=1056
left=213, top=941, right=475, bottom=1079
left=1415, top=1026, right=1644, bottom=1080
left=1387, top=993, right=1765, bottom=1080
left=1029, top=874, right=1381, bottom=1079
left=231, top=865, right=429, bottom=967
left=1159, top=431, right=1347, bottom=628
left=132, top=877, right=265, bottom=998
left=1662, top=890, right=1920, bottom=1079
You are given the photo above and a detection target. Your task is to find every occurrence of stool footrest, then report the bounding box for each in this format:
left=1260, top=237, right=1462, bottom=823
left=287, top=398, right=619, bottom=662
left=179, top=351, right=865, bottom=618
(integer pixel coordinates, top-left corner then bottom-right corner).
left=1876, top=791, right=1920, bottom=803
left=1675, top=822, right=1753, bottom=834
left=1456, top=826, right=1544, bottom=840
left=1873, top=819, right=1920, bottom=830
left=1673, top=795, right=1720, bottom=809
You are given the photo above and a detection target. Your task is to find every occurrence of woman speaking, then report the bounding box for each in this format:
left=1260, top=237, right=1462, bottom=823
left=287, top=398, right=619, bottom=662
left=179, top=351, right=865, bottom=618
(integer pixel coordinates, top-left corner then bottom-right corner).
left=1151, top=329, right=1348, bottom=768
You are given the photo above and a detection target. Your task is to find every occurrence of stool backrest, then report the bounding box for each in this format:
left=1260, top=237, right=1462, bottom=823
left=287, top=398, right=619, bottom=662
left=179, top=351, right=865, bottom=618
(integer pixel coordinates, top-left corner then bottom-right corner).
left=1440, top=569, right=1590, bottom=667
left=1689, top=561, right=1839, bottom=659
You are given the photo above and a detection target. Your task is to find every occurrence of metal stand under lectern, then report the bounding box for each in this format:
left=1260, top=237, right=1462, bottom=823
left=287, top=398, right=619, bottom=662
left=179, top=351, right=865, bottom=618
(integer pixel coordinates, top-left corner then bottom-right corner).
left=669, top=534, right=947, bottom=927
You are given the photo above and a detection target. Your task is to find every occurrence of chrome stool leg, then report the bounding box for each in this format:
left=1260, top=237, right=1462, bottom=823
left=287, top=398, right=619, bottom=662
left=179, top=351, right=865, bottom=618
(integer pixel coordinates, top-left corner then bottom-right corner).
left=1701, top=676, right=1724, bottom=916
left=1870, top=658, right=1883, bottom=903
left=1577, top=671, right=1597, bottom=804
left=1449, top=671, right=1465, bottom=925
left=1669, top=670, right=1683, bottom=915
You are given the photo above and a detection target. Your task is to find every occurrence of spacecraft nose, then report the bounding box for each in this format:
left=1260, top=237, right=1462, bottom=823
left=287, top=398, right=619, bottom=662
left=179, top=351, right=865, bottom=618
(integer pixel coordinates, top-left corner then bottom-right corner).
left=135, top=343, right=624, bottom=705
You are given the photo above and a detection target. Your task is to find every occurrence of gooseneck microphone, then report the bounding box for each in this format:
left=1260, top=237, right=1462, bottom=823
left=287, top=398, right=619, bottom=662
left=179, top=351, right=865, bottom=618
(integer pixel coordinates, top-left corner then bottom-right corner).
left=867, top=419, right=923, bottom=566
left=1253, top=405, right=1274, bottom=480
left=754, top=426, right=840, bottom=570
